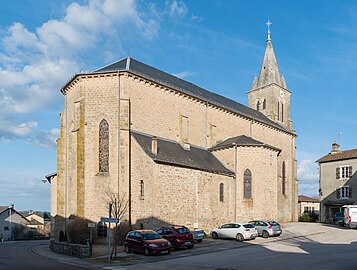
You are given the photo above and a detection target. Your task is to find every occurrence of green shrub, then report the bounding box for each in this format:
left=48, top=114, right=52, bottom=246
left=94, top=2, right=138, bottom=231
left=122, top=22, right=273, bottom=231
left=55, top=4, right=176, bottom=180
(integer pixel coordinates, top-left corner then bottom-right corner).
left=299, top=213, right=319, bottom=222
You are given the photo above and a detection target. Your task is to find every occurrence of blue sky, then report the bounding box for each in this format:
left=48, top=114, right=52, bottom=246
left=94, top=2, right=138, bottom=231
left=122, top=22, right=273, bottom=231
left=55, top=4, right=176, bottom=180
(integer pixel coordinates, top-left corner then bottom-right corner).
left=1, top=0, right=357, bottom=211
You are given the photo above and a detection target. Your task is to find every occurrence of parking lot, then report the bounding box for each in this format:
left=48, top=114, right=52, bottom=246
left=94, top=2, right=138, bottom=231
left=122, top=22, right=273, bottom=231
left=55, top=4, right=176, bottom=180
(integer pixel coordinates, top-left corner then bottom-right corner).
left=109, top=222, right=357, bottom=270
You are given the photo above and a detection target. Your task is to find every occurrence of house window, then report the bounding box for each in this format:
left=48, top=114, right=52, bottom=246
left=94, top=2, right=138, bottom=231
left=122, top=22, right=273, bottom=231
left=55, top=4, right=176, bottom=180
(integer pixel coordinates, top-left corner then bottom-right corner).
left=336, top=166, right=352, bottom=179
left=263, top=99, right=266, bottom=110
left=337, top=186, right=352, bottom=199
left=282, top=161, right=286, bottom=195
left=244, top=169, right=252, bottom=199
left=256, top=101, right=260, bottom=111
left=140, top=180, right=144, bottom=197
left=304, top=207, right=315, bottom=213
left=4, top=226, right=9, bottom=231
left=99, top=119, right=109, bottom=173
left=219, top=183, right=224, bottom=202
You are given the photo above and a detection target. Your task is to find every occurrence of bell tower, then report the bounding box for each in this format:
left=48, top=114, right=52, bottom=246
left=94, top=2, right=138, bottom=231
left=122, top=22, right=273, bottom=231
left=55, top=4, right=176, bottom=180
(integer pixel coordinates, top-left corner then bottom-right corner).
left=247, top=20, right=292, bottom=129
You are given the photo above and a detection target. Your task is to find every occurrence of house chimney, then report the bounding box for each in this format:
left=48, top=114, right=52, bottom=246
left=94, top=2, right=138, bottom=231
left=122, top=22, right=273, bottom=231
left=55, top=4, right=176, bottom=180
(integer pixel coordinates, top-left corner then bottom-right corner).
left=331, top=142, right=340, bottom=154
left=151, top=136, right=157, bottom=155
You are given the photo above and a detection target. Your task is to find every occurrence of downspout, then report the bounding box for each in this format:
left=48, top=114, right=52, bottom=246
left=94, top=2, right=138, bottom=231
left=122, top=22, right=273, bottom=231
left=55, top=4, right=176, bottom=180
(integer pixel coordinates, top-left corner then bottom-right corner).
left=65, top=91, right=68, bottom=235
left=233, top=143, right=237, bottom=222
left=117, top=72, right=121, bottom=212
left=128, top=98, right=132, bottom=227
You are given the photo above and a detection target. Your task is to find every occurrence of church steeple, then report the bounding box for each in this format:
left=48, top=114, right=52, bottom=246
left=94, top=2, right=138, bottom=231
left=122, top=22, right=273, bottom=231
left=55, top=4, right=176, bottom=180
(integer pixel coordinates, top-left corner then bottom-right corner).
left=254, top=20, right=283, bottom=89
left=247, top=21, right=293, bottom=130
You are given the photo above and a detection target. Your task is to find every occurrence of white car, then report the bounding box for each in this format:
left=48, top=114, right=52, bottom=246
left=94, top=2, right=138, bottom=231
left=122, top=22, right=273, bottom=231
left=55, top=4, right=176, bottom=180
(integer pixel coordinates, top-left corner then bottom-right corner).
left=211, top=222, right=258, bottom=242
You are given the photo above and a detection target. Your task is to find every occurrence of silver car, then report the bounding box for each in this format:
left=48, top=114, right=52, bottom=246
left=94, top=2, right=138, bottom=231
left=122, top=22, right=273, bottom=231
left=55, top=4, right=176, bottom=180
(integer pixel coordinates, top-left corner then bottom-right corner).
left=249, top=220, right=282, bottom=238
left=210, top=222, right=257, bottom=242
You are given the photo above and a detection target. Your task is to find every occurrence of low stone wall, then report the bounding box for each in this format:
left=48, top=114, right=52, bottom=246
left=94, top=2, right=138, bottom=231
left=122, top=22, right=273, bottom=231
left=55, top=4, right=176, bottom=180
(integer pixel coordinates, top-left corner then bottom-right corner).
left=50, top=239, right=91, bottom=258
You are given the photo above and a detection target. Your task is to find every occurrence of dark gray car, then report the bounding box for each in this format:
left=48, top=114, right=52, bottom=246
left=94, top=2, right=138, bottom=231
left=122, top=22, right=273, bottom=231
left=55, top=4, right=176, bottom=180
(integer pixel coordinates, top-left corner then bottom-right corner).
left=249, top=220, right=282, bottom=238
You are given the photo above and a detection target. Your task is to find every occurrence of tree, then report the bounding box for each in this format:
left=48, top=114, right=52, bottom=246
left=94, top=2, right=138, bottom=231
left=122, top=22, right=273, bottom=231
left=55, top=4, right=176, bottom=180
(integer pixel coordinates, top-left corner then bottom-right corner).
left=105, top=189, right=129, bottom=259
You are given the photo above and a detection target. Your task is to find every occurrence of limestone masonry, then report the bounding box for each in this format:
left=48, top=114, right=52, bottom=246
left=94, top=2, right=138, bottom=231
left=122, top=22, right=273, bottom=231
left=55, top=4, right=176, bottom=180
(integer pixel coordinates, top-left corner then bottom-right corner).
left=51, top=29, right=298, bottom=239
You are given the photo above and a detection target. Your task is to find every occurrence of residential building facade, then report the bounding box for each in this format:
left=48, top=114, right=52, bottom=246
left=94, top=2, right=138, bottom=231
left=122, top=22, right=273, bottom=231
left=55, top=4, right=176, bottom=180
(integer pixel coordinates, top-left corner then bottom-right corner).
left=298, top=195, right=320, bottom=216
left=0, top=206, right=29, bottom=241
left=51, top=27, right=298, bottom=240
left=317, top=142, right=357, bottom=223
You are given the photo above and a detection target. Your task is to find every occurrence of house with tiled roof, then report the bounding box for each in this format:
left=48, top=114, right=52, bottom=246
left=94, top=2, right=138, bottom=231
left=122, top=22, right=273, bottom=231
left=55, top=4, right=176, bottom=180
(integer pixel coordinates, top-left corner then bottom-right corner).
left=298, top=195, right=320, bottom=216
left=51, top=24, right=299, bottom=240
left=317, top=142, right=357, bottom=223
left=0, top=206, right=29, bottom=241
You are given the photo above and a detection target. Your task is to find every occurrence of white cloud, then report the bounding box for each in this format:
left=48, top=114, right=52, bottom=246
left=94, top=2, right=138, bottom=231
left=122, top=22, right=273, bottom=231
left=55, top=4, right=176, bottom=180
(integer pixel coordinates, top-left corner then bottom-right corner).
left=298, top=159, right=318, bottom=181
left=168, top=0, right=188, bottom=17
left=0, top=0, right=163, bottom=147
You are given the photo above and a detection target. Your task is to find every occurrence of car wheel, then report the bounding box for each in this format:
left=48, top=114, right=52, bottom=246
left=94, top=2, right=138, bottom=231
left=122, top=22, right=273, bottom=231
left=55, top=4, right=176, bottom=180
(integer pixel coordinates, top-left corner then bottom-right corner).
left=170, top=241, right=177, bottom=251
left=187, top=244, right=194, bottom=249
left=236, top=233, right=244, bottom=242
left=144, top=248, right=150, bottom=256
left=197, top=239, right=203, bottom=243
left=262, top=231, right=269, bottom=238
left=124, top=244, right=131, bottom=253
left=212, top=232, right=218, bottom=239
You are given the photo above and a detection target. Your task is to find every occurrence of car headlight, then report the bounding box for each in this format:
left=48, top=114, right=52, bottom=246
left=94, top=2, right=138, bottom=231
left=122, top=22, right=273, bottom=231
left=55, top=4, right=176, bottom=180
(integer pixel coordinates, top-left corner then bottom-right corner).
left=149, top=244, right=158, bottom=247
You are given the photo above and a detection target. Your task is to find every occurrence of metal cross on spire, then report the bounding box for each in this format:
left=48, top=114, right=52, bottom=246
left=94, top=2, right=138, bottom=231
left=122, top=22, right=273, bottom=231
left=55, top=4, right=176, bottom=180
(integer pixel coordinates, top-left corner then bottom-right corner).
left=266, top=20, right=272, bottom=41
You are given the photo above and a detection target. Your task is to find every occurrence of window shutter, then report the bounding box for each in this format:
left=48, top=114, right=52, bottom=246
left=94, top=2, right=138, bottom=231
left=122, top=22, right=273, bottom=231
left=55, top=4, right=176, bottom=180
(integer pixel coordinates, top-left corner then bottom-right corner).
left=349, top=187, right=352, bottom=198
left=349, top=166, right=352, bottom=178
left=336, top=167, right=340, bottom=179
left=336, top=188, right=340, bottom=199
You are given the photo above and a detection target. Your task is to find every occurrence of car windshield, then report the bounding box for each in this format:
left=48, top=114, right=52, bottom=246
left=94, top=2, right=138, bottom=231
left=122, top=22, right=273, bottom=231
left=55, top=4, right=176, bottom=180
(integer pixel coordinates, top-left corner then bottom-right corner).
left=175, top=227, right=191, bottom=234
left=243, top=224, right=255, bottom=228
left=268, top=221, right=279, bottom=226
left=335, top=213, right=344, bottom=218
left=142, top=232, right=161, bottom=240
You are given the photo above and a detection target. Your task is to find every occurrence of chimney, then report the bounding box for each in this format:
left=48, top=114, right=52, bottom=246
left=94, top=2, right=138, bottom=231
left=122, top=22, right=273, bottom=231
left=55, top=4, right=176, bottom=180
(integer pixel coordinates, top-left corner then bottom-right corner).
left=151, top=136, right=157, bottom=155
left=331, top=142, right=340, bottom=154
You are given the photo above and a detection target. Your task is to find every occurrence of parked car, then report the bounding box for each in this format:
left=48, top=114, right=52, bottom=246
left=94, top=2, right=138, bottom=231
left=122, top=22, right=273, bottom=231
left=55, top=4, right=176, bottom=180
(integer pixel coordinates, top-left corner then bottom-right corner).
left=248, top=220, right=282, bottom=238
left=156, top=226, right=195, bottom=250
left=210, top=222, right=257, bottom=242
left=333, top=212, right=344, bottom=226
left=193, top=229, right=205, bottom=243
left=124, top=230, right=171, bottom=256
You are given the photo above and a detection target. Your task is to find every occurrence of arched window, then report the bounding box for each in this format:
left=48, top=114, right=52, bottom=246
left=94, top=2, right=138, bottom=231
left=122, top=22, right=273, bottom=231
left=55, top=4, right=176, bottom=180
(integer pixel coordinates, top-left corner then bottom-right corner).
left=263, top=99, right=266, bottom=110
left=219, top=183, right=224, bottom=202
left=256, top=101, right=260, bottom=111
left=244, top=169, right=252, bottom=198
left=282, top=161, right=286, bottom=195
left=277, top=101, right=280, bottom=121
left=99, top=119, right=109, bottom=173
left=281, top=103, right=284, bottom=122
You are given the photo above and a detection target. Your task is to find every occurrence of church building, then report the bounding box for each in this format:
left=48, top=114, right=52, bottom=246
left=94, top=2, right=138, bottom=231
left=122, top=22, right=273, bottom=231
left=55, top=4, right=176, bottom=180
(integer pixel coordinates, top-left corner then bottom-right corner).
left=51, top=25, right=298, bottom=239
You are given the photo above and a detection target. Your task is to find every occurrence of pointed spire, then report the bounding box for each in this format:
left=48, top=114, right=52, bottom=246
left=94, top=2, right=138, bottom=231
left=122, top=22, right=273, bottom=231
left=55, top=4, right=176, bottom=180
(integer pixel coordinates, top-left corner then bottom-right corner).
left=251, top=75, right=258, bottom=89
left=281, top=74, right=287, bottom=88
left=255, top=20, right=284, bottom=88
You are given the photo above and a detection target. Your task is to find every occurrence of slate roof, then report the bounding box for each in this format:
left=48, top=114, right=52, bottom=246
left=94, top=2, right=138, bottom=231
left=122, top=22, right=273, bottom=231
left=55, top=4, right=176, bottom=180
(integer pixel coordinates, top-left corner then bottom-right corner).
left=298, top=195, right=319, bottom=203
left=131, top=131, right=234, bottom=176
left=210, top=135, right=281, bottom=153
left=0, top=206, right=8, bottom=214
left=91, top=57, right=293, bottom=135
left=316, top=149, right=357, bottom=163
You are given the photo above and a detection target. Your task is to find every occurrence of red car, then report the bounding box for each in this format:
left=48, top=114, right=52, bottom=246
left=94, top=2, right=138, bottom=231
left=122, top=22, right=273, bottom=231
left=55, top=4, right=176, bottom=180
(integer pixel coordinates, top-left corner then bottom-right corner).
left=124, top=230, right=171, bottom=256
left=156, top=226, right=195, bottom=250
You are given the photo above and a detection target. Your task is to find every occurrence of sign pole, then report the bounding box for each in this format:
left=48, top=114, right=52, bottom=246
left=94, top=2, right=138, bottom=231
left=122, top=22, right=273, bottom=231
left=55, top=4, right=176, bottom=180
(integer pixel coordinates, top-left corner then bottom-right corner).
left=108, top=222, right=111, bottom=261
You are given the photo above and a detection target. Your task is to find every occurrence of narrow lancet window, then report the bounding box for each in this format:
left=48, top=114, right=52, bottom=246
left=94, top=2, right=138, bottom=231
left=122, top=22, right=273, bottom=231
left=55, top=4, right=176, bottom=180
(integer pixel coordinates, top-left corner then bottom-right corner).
left=99, top=119, right=109, bottom=173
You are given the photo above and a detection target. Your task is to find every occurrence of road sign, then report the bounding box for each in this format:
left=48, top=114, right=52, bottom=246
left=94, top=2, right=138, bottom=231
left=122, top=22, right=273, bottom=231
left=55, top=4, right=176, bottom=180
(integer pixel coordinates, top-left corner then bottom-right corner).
left=100, top=217, right=119, bottom=223
left=88, top=223, right=96, bottom=228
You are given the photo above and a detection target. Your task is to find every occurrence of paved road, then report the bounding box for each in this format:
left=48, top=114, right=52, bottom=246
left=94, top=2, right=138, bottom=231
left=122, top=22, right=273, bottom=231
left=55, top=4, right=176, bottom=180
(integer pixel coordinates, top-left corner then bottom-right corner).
left=111, top=223, right=357, bottom=270
left=2, top=223, right=357, bottom=270
left=0, top=240, right=87, bottom=270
